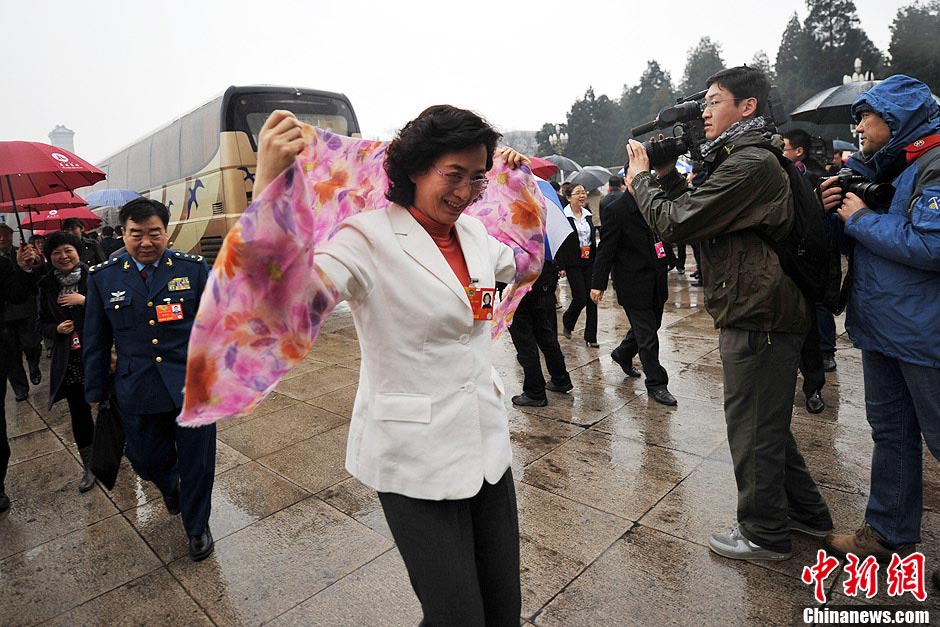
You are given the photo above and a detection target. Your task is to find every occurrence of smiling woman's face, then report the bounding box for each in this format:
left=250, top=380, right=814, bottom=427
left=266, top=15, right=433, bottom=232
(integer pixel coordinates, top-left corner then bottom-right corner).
left=410, top=145, right=488, bottom=226
left=50, top=243, right=80, bottom=272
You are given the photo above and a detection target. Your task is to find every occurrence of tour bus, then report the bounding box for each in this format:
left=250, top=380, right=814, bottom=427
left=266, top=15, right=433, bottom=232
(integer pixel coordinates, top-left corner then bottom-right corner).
left=81, top=85, right=361, bottom=263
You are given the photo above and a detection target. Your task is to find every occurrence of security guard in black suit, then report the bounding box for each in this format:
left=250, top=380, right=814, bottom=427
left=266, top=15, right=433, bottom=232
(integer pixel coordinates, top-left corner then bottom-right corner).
left=83, top=198, right=216, bottom=561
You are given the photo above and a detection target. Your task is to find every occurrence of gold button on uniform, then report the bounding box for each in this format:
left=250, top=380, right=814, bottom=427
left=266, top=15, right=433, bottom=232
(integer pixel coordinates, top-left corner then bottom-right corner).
left=151, top=339, right=159, bottom=345
left=149, top=320, right=155, bottom=326
left=114, top=305, right=120, bottom=309
left=147, top=301, right=153, bottom=307
left=155, top=356, right=162, bottom=363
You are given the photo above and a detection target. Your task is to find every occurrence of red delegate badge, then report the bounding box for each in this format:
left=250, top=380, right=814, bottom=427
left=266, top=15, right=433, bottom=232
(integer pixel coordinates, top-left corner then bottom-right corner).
left=156, top=303, right=184, bottom=323
left=465, top=286, right=495, bottom=321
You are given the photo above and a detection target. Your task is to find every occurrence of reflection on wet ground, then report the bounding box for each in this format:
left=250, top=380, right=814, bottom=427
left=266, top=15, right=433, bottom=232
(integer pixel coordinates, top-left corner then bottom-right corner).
left=2, top=272, right=937, bottom=625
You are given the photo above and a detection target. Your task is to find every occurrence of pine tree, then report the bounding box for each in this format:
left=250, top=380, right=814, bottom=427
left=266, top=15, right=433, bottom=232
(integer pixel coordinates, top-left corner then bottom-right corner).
left=679, top=37, right=726, bottom=95
left=774, top=13, right=816, bottom=112
left=889, top=1, right=940, bottom=91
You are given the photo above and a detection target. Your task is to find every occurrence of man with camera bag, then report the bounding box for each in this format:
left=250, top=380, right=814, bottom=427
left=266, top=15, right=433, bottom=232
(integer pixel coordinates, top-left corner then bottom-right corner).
left=819, top=76, right=940, bottom=583
left=625, top=66, right=832, bottom=561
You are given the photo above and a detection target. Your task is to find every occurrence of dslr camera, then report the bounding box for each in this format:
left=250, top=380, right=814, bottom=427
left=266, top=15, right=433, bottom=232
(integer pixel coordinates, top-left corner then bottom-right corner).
left=834, top=168, right=895, bottom=209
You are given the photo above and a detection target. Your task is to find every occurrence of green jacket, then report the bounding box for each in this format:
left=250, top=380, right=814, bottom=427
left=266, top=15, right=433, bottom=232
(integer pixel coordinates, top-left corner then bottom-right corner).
left=632, top=130, right=810, bottom=334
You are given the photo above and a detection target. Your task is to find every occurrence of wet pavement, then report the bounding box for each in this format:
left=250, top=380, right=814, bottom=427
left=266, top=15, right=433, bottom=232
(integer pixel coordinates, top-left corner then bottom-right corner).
left=2, top=271, right=938, bottom=626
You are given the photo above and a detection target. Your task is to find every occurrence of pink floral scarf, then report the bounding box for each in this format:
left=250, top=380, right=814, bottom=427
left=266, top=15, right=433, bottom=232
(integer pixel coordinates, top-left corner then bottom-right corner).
left=179, top=126, right=547, bottom=426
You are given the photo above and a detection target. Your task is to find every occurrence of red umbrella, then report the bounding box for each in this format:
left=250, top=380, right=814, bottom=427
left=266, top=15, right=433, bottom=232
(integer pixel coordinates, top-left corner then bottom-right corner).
left=0, top=141, right=105, bottom=238
left=0, top=190, right=87, bottom=212
left=528, top=156, right=559, bottom=180
left=20, top=206, right=101, bottom=232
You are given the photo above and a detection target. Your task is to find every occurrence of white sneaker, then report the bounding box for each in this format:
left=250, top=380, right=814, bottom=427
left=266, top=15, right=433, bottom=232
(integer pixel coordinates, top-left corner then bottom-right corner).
left=708, top=527, right=791, bottom=561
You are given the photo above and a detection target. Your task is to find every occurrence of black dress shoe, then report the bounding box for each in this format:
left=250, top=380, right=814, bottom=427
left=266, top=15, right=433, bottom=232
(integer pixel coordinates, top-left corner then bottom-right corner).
left=611, top=351, right=641, bottom=377
left=0, top=492, right=10, bottom=513
left=650, top=387, right=678, bottom=406
left=546, top=379, right=573, bottom=393
left=29, top=366, right=41, bottom=386
left=562, top=327, right=572, bottom=339
left=189, top=527, right=214, bottom=561
left=162, top=485, right=181, bottom=516
left=806, top=391, right=825, bottom=414
left=512, top=393, right=547, bottom=407
left=691, top=279, right=704, bottom=287
left=585, top=340, right=600, bottom=348
left=822, top=355, right=837, bottom=372
left=14, top=392, right=28, bottom=402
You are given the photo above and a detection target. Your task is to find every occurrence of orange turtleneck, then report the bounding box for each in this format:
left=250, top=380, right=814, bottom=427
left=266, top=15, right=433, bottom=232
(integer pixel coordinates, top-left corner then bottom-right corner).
left=407, top=206, right=471, bottom=286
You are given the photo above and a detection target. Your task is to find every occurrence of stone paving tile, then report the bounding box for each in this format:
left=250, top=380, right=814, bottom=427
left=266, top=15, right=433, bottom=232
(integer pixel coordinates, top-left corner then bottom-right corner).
left=317, top=476, right=392, bottom=540
left=8, top=427, right=63, bottom=465
left=0, top=515, right=161, bottom=626
left=593, top=395, right=726, bottom=458
left=6, top=401, right=45, bottom=438
left=305, top=383, right=358, bottom=419
left=521, top=429, right=702, bottom=520
left=0, top=449, right=117, bottom=560
left=43, top=567, right=213, bottom=627
left=215, top=391, right=301, bottom=433
left=258, top=424, right=351, bottom=493
left=218, top=401, right=347, bottom=459
left=533, top=525, right=818, bottom=626
left=509, top=381, right=636, bottom=428
left=126, top=461, right=311, bottom=563
left=266, top=549, right=421, bottom=627
left=275, top=365, right=359, bottom=402
left=508, top=409, right=585, bottom=468
left=168, top=497, right=393, bottom=626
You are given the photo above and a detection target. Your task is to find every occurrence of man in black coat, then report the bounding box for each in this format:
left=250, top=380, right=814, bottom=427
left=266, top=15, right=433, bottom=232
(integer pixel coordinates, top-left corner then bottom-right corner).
left=1, top=241, right=42, bottom=512
left=590, top=184, right=677, bottom=406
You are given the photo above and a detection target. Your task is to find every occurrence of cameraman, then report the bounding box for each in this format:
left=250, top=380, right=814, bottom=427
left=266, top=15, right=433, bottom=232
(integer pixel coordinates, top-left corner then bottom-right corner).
left=625, top=66, right=832, bottom=561
left=819, top=76, right=940, bottom=579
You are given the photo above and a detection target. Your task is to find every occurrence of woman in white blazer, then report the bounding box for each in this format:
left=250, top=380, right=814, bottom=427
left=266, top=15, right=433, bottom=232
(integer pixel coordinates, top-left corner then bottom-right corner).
left=255, top=105, right=530, bottom=626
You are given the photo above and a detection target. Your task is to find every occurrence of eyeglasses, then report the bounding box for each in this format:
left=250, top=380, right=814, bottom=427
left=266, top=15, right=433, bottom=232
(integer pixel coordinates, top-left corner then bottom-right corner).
left=702, top=97, right=742, bottom=110
left=433, top=166, right=489, bottom=192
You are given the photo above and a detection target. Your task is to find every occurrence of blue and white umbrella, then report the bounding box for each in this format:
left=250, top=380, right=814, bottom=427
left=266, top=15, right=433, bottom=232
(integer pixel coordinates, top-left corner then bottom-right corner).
left=84, top=188, right=142, bottom=208
left=535, top=178, right=576, bottom=261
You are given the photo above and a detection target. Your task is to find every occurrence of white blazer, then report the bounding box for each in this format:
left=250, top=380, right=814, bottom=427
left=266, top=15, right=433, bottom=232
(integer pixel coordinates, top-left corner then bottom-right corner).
left=315, top=203, right=517, bottom=500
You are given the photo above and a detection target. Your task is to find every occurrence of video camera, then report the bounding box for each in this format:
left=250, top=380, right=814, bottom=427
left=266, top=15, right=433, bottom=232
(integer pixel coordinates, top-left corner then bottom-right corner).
left=627, top=86, right=789, bottom=167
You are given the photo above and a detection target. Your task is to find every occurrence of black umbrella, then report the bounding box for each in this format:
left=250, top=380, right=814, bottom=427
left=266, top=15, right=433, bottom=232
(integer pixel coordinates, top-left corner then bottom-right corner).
left=544, top=154, right=582, bottom=172
left=792, top=81, right=940, bottom=125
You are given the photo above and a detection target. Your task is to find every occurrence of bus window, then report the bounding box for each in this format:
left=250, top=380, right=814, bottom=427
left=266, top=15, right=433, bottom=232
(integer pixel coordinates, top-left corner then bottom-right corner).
left=180, top=99, right=220, bottom=176
left=225, top=91, right=358, bottom=150
left=151, top=121, right=182, bottom=185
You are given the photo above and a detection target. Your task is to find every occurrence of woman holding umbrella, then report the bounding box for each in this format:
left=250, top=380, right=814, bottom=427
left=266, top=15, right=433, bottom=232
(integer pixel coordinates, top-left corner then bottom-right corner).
left=559, top=183, right=598, bottom=347
left=37, top=232, right=96, bottom=492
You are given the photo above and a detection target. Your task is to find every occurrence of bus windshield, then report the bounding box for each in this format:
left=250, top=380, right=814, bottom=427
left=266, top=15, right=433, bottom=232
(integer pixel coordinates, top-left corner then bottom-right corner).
left=225, top=90, right=359, bottom=149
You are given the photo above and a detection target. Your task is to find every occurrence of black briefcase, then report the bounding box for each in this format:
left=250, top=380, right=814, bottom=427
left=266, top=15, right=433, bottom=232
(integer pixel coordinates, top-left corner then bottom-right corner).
left=90, top=400, right=125, bottom=490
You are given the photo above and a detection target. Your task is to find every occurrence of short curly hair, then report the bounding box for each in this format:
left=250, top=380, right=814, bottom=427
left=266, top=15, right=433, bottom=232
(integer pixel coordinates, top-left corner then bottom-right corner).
left=384, top=105, right=501, bottom=207
left=43, top=231, right=83, bottom=261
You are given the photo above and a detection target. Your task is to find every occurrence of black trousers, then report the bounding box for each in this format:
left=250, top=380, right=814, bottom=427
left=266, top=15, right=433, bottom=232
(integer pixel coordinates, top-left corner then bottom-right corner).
left=122, top=408, right=216, bottom=536
left=799, top=321, right=826, bottom=398
left=562, top=262, right=597, bottom=343
left=612, top=303, right=669, bottom=390
left=508, top=290, right=570, bottom=399
left=0, top=327, right=12, bottom=493
left=377, top=470, right=521, bottom=627
left=4, top=317, right=40, bottom=397
left=62, top=381, right=95, bottom=449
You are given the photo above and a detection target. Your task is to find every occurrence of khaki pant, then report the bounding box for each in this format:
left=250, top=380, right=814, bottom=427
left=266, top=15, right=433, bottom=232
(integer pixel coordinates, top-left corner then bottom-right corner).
left=719, top=327, right=831, bottom=552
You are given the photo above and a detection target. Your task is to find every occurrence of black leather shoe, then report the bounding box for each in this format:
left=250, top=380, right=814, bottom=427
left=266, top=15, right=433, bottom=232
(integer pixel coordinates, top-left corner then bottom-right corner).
left=546, top=380, right=573, bottom=393
left=162, top=484, right=181, bottom=516
left=822, top=355, right=837, bottom=372
left=806, top=391, right=825, bottom=414
left=0, top=492, right=10, bottom=513
left=585, top=340, right=600, bottom=348
left=29, top=366, right=41, bottom=386
left=611, top=351, right=641, bottom=378
left=14, top=392, right=28, bottom=402
left=562, top=327, right=572, bottom=340
left=650, top=387, right=678, bottom=406
left=691, top=279, right=704, bottom=287
left=512, top=393, right=547, bottom=407
left=189, top=527, right=214, bottom=561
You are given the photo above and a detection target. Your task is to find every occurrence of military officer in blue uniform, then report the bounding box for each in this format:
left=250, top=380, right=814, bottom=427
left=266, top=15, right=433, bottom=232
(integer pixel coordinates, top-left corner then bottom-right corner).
left=84, top=198, right=216, bottom=561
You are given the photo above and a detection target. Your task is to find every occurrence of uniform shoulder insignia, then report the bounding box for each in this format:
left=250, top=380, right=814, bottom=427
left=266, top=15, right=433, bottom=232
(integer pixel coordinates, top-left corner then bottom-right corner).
left=177, top=252, right=204, bottom=263
left=89, top=262, right=103, bottom=273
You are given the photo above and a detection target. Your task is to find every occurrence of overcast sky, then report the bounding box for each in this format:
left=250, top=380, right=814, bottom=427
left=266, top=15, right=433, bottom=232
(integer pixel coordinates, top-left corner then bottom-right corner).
left=0, top=0, right=902, bottom=162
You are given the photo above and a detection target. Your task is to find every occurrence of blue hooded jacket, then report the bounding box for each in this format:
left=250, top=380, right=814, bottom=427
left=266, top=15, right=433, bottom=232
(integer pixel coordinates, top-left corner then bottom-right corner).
left=842, top=75, right=940, bottom=367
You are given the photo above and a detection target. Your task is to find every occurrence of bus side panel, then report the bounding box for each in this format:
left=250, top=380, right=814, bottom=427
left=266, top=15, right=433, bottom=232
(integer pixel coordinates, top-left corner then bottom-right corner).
left=163, top=150, right=223, bottom=256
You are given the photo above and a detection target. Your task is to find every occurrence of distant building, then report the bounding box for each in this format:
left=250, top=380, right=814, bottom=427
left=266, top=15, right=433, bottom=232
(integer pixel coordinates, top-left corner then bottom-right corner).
left=48, top=125, right=75, bottom=153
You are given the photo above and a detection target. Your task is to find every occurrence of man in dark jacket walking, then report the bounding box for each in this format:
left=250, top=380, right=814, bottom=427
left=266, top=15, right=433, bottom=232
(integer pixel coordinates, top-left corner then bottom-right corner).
left=626, top=66, right=831, bottom=561
left=820, top=77, right=940, bottom=583
left=590, top=180, right=676, bottom=406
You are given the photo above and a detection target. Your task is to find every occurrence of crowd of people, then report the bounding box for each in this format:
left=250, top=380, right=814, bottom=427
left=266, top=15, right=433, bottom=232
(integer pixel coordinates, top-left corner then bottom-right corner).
left=1, top=65, right=938, bottom=622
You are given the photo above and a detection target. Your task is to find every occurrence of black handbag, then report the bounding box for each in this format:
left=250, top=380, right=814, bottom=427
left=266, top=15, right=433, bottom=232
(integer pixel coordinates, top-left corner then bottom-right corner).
left=90, top=400, right=125, bottom=490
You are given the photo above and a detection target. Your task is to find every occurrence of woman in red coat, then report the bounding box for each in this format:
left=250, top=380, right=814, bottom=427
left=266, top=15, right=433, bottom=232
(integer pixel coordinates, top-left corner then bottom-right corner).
left=38, top=232, right=96, bottom=492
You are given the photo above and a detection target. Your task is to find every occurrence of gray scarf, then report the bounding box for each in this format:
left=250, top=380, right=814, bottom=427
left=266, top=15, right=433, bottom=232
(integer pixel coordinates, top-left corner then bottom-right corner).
left=699, top=116, right=773, bottom=160
left=55, top=266, right=82, bottom=298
